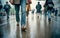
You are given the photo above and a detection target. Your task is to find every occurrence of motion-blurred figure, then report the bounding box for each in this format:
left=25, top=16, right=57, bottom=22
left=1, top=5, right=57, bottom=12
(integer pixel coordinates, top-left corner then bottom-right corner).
left=0, top=1, right=3, bottom=11
left=26, top=0, right=32, bottom=17
left=10, top=0, right=27, bottom=31
left=0, top=1, right=3, bottom=24
left=44, top=0, right=54, bottom=16
left=55, top=8, right=58, bottom=16
left=36, top=2, right=42, bottom=14
left=44, top=0, right=54, bottom=22
left=4, top=2, right=11, bottom=20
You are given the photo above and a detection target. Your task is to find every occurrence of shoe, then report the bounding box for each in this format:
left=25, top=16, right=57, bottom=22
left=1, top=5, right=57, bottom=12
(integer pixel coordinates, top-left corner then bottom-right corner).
left=48, top=18, right=51, bottom=21
left=17, top=23, right=19, bottom=26
left=48, top=18, right=51, bottom=24
left=21, top=26, right=26, bottom=32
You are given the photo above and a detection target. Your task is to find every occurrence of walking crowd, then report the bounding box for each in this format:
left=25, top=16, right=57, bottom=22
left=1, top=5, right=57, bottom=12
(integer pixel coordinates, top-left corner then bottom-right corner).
left=0, top=0, right=58, bottom=32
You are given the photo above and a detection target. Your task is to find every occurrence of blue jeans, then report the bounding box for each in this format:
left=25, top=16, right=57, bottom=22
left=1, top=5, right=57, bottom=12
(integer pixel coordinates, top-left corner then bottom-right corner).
left=15, top=0, right=26, bottom=25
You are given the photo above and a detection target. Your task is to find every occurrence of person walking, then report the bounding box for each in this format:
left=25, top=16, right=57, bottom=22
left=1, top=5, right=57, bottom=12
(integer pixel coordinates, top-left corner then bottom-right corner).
left=4, top=2, right=11, bottom=21
left=44, top=0, right=54, bottom=16
left=55, top=8, right=58, bottom=16
left=26, top=0, right=32, bottom=17
left=10, top=0, right=27, bottom=31
left=36, top=2, right=42, bottom=14
left=36, top=2, right=42, bottom=18
left=44, top=0, right=54, bottom=22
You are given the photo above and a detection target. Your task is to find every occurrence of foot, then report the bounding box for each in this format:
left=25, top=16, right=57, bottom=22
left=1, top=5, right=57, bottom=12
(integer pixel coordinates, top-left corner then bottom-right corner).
left=21, top=26, right=26, bottom=32
left=17, top=23, right=19, bottom=26
left=48, top=18, right=51, bottom=23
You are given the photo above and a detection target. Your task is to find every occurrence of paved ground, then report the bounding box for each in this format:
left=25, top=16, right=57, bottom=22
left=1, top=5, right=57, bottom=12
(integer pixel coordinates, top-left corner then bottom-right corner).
left=0, top=12, right=60, bottom=38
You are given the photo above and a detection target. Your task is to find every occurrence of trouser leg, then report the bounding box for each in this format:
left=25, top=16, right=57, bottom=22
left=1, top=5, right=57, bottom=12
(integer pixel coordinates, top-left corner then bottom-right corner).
left=21, top=0, right=26, bottom=26
left=15, top=5, right=20, bottom=23
left=6, top=11, right=9, bottom=20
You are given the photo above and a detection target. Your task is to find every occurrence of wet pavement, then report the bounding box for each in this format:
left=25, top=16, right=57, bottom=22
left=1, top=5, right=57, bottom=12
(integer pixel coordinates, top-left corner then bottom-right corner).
left=0, top=12, right=60, bottom=38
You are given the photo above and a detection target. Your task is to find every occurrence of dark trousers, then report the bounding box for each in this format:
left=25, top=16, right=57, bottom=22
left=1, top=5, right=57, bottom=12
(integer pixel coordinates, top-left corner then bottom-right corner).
left=6, top=11, right=9, bottom=20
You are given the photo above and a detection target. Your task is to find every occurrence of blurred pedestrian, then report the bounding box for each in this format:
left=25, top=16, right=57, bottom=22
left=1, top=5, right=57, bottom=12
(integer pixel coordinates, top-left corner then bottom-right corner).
left=10, top=0, right=27, bottom=31
left=45, top=0, right=54, bottom=22
left=36, top=2, right=42, bottom=14
left=0, top=1, right=7, bottom=24
left=4, top=2, right=11, bottom=20
left=26, top=0, right=32, bottom=17
left=0, top=1, right=3, bottom=11
left=44, top=0, right=54, bottom=16
left=55, top=8, right=58, bottom=16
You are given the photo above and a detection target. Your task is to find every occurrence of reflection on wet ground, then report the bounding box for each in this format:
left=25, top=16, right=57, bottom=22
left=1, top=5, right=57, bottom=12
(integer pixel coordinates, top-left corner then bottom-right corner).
left=0, top=12, right=60, bottom=38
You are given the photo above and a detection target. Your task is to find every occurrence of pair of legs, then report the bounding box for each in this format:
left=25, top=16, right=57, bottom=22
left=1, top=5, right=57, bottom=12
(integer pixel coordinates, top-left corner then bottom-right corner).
left=15, top=0, right=26, bottom=27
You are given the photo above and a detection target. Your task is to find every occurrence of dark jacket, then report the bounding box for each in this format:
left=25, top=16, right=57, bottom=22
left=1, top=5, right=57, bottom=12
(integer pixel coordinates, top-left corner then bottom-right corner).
left=4, top=4, right=11, bottom=12
left=36, top=4, right=42, bottom=13
left=44, top=1, right=54, bottom=11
